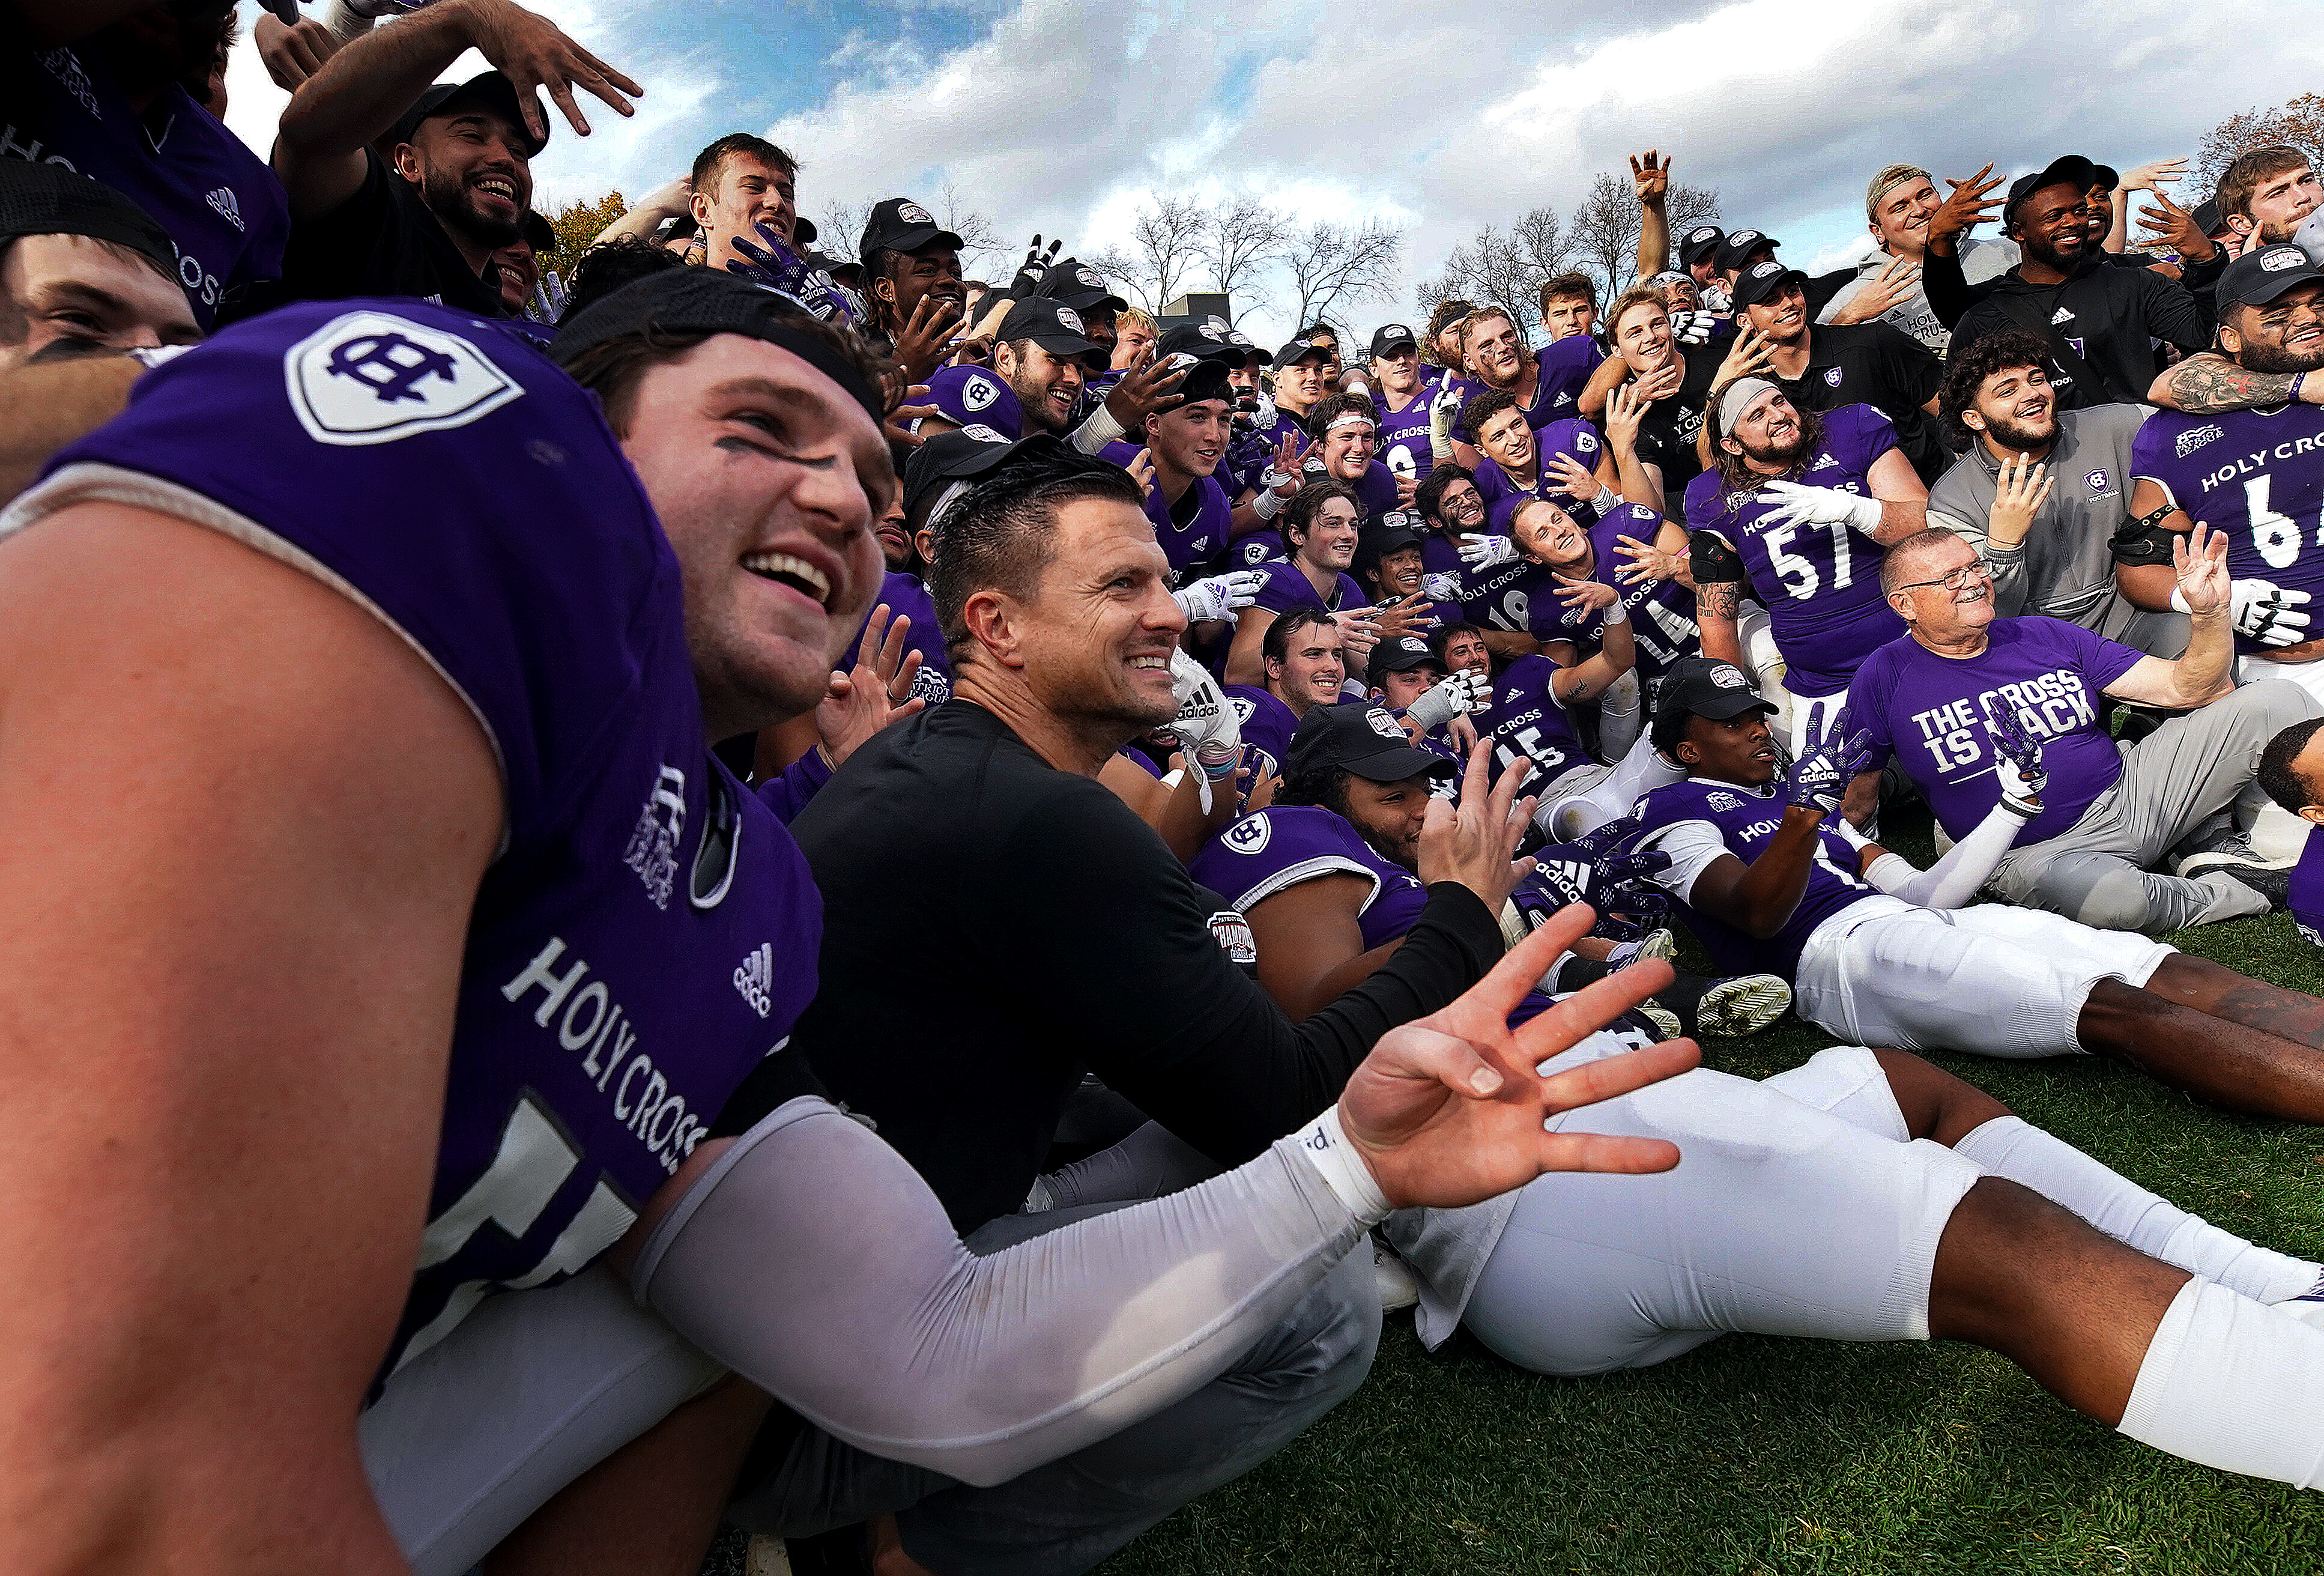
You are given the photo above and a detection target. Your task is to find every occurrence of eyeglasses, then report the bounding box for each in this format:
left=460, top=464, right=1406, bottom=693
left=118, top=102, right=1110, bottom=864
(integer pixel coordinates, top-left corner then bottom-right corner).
left=1893, top=562, right=1993, bottom=595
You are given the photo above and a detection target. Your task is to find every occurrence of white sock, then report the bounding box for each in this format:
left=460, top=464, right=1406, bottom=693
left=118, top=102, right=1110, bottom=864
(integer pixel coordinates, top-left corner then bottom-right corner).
left=2119, top=1277, right=2324, bottom=1488
left=1953, top=1116, right=2318, bottom=1305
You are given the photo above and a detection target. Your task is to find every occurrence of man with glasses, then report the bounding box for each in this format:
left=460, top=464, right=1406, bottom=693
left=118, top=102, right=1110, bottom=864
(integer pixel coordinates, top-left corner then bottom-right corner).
left=1844, top=526, right=2310, bottom=933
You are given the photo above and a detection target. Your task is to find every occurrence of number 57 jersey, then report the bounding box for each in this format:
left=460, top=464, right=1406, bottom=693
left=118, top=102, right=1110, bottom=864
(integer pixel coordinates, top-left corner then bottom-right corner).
left=2132, top=403, right=2324, bottom=656
left=1682, top=404, right=1907, bottom=697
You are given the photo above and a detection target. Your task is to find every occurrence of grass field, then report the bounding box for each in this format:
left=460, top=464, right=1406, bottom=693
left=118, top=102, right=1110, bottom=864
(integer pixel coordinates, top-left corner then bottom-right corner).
left=709, top=803, right=2324, bottom=1575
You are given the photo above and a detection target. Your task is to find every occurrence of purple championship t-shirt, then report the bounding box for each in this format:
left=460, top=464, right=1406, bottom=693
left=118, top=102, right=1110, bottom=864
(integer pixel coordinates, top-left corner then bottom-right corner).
left=1525, top=503, right=1701, bottom=680
left=2290, top=823, right=2324, bottom=947
left=861, top=569, right=951, bottom=706
left=1448, top=336, right=1606, bottom=443
left=1224, top=683, right=1300, bottom=778
left=1100, top=440, right=1233, bottom=575
left=1683, top=404, right=1907, bottom=697
left=1848, top=617, right=2142, bottom=846
left=10, top=44, right=289, bottom=327
left=19, top=300, right=825, bottom=1376
left=1251, top=557, right=1365, bottom=615
left=1635, top=777, right=1881, bottom=977
left=2132, top=404, right=2324, bottom=656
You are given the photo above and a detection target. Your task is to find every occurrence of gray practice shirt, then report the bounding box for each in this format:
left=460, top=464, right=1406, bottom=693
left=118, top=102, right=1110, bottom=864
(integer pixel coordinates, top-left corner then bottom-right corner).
left=1818, top=236, right=2018, bottom=352
left=1925, top=403, right=2188, bottom=656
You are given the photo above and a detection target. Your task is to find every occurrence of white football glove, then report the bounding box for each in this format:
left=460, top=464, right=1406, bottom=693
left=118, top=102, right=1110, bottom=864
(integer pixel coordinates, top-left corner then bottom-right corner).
left=2230, top=578, right=2313, bottom=647
left=1456, top=533, right=1519, bottom=570
left=1420, top=571, right=1463, bottom=602
left=1173, top=568, right=1268, bottom=624
left=1428, top=381, right=1463, bottom=456
left=1168, top=648, right=1242, bottom=809
left=1250, top=392, right=1278, bottom=430
left=1403, top=669, right=1492, bottom=732
left=1666, top=309, right=1714, bottom=346
left=1756, top=480, right=1885, bottom=536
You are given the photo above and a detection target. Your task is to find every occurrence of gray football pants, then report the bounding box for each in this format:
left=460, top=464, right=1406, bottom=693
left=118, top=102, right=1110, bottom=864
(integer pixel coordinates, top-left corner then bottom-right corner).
left=1990, top=679, right=2315, bottom=935
left=725, top=1199, right=1382, bottom=1576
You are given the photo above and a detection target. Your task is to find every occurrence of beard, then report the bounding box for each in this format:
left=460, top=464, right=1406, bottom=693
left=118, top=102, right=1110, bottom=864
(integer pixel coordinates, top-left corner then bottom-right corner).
left=2237, top=326, right=2324, bottom=375
left=1741, top=426, right=1812, bottom=470
left=2019, top=228, right=2084, bottom=274
left=422, top=165, right=522, bottom=249
left=1980, top=407, right=2056, bottom=451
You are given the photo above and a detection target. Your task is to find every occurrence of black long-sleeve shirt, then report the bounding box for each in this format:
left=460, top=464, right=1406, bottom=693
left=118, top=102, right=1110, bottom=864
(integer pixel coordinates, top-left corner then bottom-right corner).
left=1940, top=253, right=2215, bottom=408
left=719, top=700, right=1506, bottom=1232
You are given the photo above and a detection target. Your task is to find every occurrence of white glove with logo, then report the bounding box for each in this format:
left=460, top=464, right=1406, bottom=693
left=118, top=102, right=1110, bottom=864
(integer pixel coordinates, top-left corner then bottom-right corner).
left=1169, top=647, right=1243, bottom=810
left=1456, top=533, right=1519, bottom=570
left=1666, top=309, right=1714, bottom=346
left=1756, top=480, right=1885, bottom=537
left=1403, top=669, right=1492, bottom=732
left=1250, top=391, right=1278, bottom=430
left=1173, top=569, right=1268, bottom=624
left=1428, top=380, right=1463, bottom=458
left=2230, top=578, right=2313, bottom=647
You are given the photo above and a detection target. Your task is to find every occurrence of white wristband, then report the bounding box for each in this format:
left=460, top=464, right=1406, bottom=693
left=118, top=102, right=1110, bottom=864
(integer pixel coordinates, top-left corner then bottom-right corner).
left=1292, top=1105, right=1392, bottom=1225
left=1602, top=600, right=1629, bottom=626
left=1252, top=486, right=1286, bottom=521
left=1592, top=482, right=1623, bottom=515
left=2170, top=586, right=2191, bottom=613
left=1071, top=404, right=1125, bottom=455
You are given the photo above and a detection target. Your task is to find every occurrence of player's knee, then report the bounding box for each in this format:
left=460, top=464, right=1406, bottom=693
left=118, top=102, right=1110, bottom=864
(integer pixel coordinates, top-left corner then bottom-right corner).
left=2062, top=866, right=2158, bottom=935
left=2238, top=676, right=2320, bottom=732
left=1254, top=1249, right=1381, bottom=1408
left=1871, top=1050, right=2012, bottom=1144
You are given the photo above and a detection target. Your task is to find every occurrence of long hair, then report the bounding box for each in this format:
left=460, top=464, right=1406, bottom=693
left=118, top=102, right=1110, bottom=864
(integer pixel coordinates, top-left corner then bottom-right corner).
left=1705, top=379, right=1827, bottom=506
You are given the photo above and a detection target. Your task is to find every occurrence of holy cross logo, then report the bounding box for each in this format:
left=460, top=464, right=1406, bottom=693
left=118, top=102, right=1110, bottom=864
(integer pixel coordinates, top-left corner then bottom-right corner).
left=326, top=332, right=461, bottom=404
left=285, top=309, right=524, bottom=446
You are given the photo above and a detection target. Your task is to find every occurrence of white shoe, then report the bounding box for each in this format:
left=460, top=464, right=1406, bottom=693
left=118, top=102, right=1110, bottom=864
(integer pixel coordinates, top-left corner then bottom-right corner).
left=1373, top=1238, right=1420, bottom=1313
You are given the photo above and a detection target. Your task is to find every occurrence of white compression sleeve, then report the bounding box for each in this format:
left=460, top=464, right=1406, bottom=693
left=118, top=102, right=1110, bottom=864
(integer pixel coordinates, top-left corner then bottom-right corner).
left=1953, top=1117, right=2319, bottom=1304
left=1596, top=669, right=1643, bottom=762
left=2118, top=1277, right=2324, bottom=1488
left=1071, top=405, right=1125, bottom=455
left=634, top=1096, right=1369, bottom=1488
left=1854, top=802, right=2020, bottom=909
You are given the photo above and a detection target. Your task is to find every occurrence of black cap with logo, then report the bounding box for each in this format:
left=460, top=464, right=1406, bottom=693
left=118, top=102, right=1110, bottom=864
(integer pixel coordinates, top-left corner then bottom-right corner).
left=1711, top=229, right=1778, bottom=274
left=1032, top=256, right=1128, bottom=315
left=1287, top=702, right=1456, bottom=782
left=1368, top=323, right=1419, bottom=359
left=390, top=71, right=547, bottom=157
left=995, top=296, right=1108, bottom=368
left=1730, top=258, right=1809, bottom=309
left=857, top=198, right=964, bottom=270
left=1370, top=635, right=1444, bottom=676
left=1648, top=656, right=1778, bottom=754
left=2005, top=156, right=2098, bottom=223
left=2218, top=244, right=2324, bottom=311
left=1271, top=339, right=1333, bottom=371
left=902, top=424, right=1020, bottom=523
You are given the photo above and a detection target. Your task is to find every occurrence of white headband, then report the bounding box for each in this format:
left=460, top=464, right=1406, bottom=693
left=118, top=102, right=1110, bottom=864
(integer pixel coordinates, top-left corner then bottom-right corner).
left=1716, top=376, right=1781, bottom=435
left=1324, top=413, right=1376, bottom=435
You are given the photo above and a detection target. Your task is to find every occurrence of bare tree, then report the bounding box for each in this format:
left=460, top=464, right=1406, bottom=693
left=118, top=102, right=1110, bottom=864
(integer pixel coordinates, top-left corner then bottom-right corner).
left=1082, top=247, right=1143, bottom=306
left=1419, top=206, right=1573, bottom=343
left=936, top=181, right=1006, bottom=279
left=1284, top=219, right=1402, bottom=337
left=1204, top=197, right=1288, bottom=323
left=1128, top=194, right=1209, bottom=312
left=816, top=198, right=876, bottom=260
left=1668, top=183, right=1720, bottom=241
left=2194, top=95, right=2324, bottom=198
left=1570, top=173, right=1719, bottom=294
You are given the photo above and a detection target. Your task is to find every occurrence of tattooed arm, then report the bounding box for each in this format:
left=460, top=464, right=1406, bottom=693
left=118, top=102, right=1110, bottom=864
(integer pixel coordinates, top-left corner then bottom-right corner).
left=2148, top=351, right=2324, bottom=414
left=1695, top=577, right=1744, bottom=667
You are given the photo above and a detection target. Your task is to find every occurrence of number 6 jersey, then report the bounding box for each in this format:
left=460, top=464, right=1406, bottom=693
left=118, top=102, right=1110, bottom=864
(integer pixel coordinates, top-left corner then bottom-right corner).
left=2132, top=402, right=2324, bottom=656
left=4, top=300, right=826, bottom=1380
left=1682, top=404, right=1907, bottom=697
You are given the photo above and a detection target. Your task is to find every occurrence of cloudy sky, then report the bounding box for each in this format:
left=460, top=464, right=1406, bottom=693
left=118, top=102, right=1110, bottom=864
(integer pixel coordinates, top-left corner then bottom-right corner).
left=226, top=0, right=2324, bottom=344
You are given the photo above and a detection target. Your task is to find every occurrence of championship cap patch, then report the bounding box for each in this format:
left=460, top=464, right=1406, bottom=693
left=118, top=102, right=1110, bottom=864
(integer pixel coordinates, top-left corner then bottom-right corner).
left=1366, top=708, right=1406, bottom=740
left=283, top=309, right=522, bottom=447
left=1056, top=306, right=1085, bottom=335
left=898, top=202, right=934, bottom=225
left=1710, top=663, right=1747, bottom=688
left=2263, top=246, right=2305, bottom=271
left=958, top=422, right=1009, bottom=443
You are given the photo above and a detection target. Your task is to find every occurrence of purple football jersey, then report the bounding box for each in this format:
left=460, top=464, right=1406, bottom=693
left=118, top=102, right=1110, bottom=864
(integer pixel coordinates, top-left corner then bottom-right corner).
left=1449, top=337, right=1606, bottom=442
left=1475, top=417, right=1608, bottom=532
left=1251, top=558, right=1365, bottom=615
left=1375, top=386, right=1438, bottom=486
left=2291, top=823, right=2324, bottom=948
left=10, top=44, right=289, bottom=327
left=1221, top=425, right=1276, bottom=499
left=861, top=569, right=951, bottom=706
left=1850, top=617, right=2141, bottom=845
left=28, top=300, right=823, bottom=1374
left=922, top=365, right=1023, bottom=438
left=1224, top=683, right=1300, bottom=777
left=1193, top=805, right=1428, bottom=951
left=1636, top=777, right=1878, bottom=977
left=1527, top=503, right=1701, bottom=679
left=2132, top=404, right=2324, bottom=656
left=1418, top=530, right=1563, bottom=640
left=1682, top=404, right=1907, bottom=697
left=1472, top=655, right=1591, bottom=781
left=1100, top=440, right=1233, bottom=574
left=1346, top=460, right=1402, bottom=524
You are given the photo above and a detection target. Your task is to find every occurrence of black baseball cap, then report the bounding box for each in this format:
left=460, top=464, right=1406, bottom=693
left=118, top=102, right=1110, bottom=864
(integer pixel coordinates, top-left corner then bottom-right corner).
left=1155, top=321, right=1244, bottom=364
left=791, top=214, right=819, bottom=246
left=553, top=268, right=885, bottom=429
left=857, top=198, right=963, bottom=270
left=1730, top=258, right=1808, bottom=309
left=1369, top=323, right=1419, bottom=358
left=520, top=209, right=555, bottom=254
left=0, top=160, right=177, bottom=282
left=1648, top=656, right=1778, bottom=754
left=1286, top=702, right=1456, bottom=783
left=1712, top=229, right=1778, bottom=274
left=1678, top=224, right=1725, bottom=267
left=902, top=425, right=1019, bottom=524
left=2090, top=163, right=2120, bottom=190
left=390, top=72, right=547, bottom=158
left=996, top=296, right=1107, bottom=368
left=2005, top=156, right=2098, bottom=222
left=1032, top=256, right=1127, bottom=315
left=2191, top=198, right=2228, bottom=240
left=2218, top=244, right=2324, bottom=311
left=1271, top=339, right=1333, bottom=371
left=1371, top=635, right=1444, bottom=675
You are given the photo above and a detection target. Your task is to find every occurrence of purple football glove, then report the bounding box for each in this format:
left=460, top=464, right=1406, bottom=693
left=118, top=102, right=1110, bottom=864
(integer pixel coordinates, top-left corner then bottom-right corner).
left=726, top=220, right=862, bottom=326
left=1785, top=724, right=1878, bottom=816
left=1980, top=700, right=2048, bottom=819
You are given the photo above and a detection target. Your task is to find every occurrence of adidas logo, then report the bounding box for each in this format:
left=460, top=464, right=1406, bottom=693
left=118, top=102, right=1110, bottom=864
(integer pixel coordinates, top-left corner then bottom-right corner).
left=2048, top=306, right=2074, bottom=325
left=732, top=942, right=774, bottom=1018
left=206, top=185, right=243, bottom=231
left=1809, top=452, right=1838, bottom=470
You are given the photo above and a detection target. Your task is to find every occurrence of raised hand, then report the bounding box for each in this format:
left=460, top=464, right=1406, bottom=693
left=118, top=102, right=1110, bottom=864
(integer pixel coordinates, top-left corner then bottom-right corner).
left=1827, top=253, right=1920, bottom=324
left=1167, top=648, right=1243, bottom=790
left=2135, top=187, right=2219, bottom=262
left=1786, top=723, right=1877, bottom=815
left=1103, top=345, right=1190, bottom=432
left=1665, top=309, right=1714, bottom=347
left=728, top=220, right=862, bottom=326
left=2122, top=156, right=2190, bottom=195
left=1979, top=700, right=2047, bottom=819
left=1612, top=530, right=1682, bottom=586
left=1415, top=739, right=1537, bottom=912
left=1336, top=908, right=1696, bottom=1211
left=2173, top=519, right=2232, bottom=619
left=255, top=13, right=338, bottom=90
left=1629, top=149, right=1671, bottom=208
left=816, top=604, right=927, bottom=767
left=1173, top=568, right=1268, bottom=625
left=1985, top=451, right=2053, bottom=548
left=463, top=0, right=643, bottom=142
left=1603, top=379, right=1649, bottom=452
left=1630, top=359, right=1684, bottom=404
left=1552, top=573, right=1617, bottom=616
left=1009, top=235, right=1062, bottom=297
left=1403, top=669, right=1492, bottom=732
left=888, top=289, right=963, bottom=383
left=2230, top=577, right=2313, bottom=647
left=1546, top=450, right=1601, bottom=501
left=1456, top=533, right=1519, bottom=571
left=1929, top=163, right=2005, bottom=249
left=1713, top=321, right=1775, bottom=386
left=1757, top=479, right=1884, bottom=536
left=1370, top=591, right=1437, bottom=643
left=1333, top=610, right=1381, bottom=663
left=1125, top=446, right=1157, bottom=502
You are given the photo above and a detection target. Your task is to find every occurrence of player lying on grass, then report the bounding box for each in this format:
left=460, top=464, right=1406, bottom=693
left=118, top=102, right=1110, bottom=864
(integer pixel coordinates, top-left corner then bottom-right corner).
left=1629, top=655, right=2324, bottom=1123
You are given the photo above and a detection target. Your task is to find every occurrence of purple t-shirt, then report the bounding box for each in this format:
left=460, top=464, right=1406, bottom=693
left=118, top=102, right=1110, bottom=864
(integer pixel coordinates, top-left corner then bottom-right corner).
left=1100, top=440, right=1233, bottom=575
left=1224, top=683, right=1300, bottom=777
left=31, top=300, right=825, bottom=1375
left=2291, top=823, right=2324, bottom=947
left=1418, top=530, right=1561, bottom=641
left=922, top=365, right=1023, bottom=438
left=859, top=569, right=951, bottom=706
left=1472, top=654, right=1591, bottom=782
left=1252, top=558, right=1364, bottom=615
left=1636, top=777, right=1880, bottom=977
left=1448, top=336, right=1605, bottom=442
left=1683, top=404, right=1906, bottom=697
left=1849, top=617, right=2143, bottom=845
left=2132, top=404, right=2324, bottom=656
left=11, top=44, right=289, bottom=327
